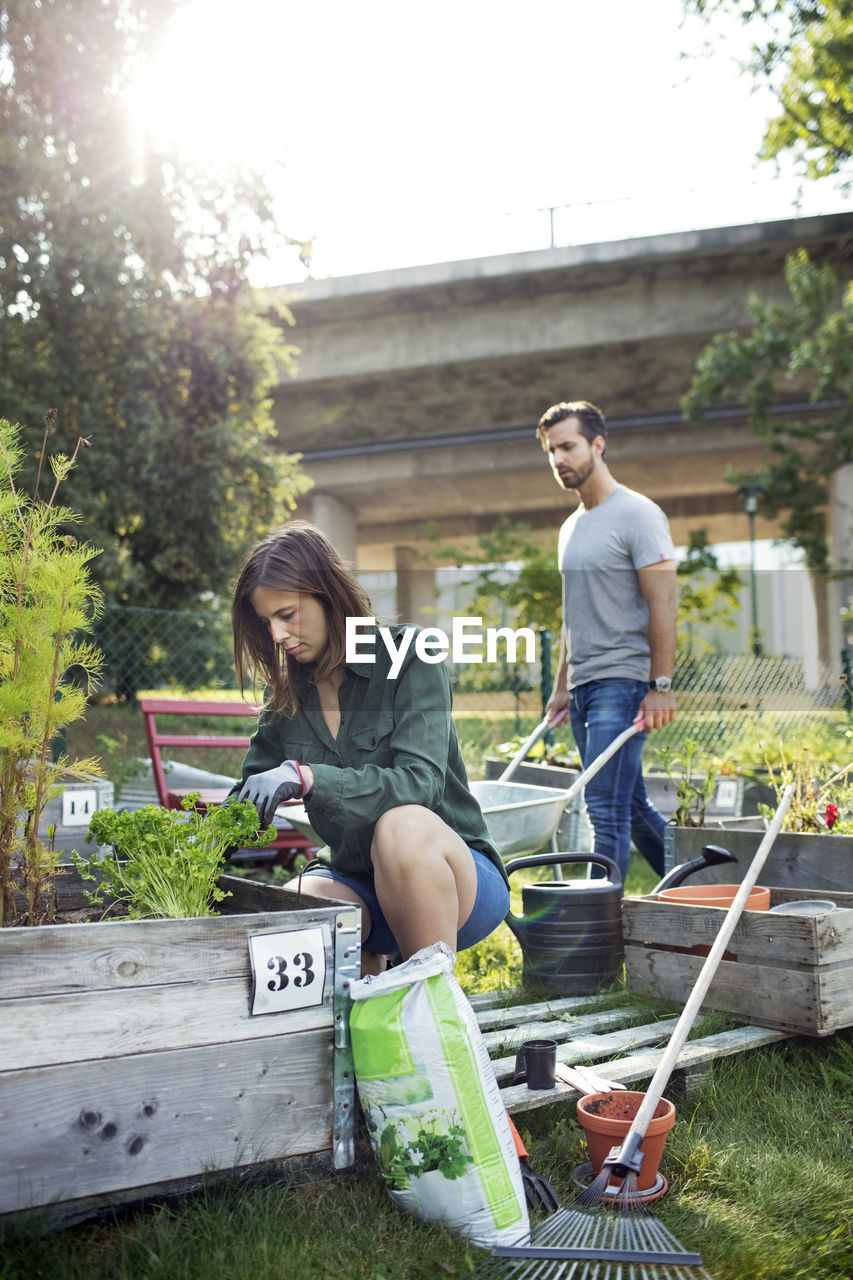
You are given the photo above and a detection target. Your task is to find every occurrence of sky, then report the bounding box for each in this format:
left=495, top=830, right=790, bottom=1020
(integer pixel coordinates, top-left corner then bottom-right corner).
left=125, top=0, right=849, bottom=283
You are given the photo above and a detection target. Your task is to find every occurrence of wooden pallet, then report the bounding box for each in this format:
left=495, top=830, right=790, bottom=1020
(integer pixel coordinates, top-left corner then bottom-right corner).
left=468, top=990, right=791, bottom=1114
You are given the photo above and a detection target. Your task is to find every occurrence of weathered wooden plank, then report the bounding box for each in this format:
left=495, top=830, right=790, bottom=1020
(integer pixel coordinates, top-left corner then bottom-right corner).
left=1, top=975, right=334, bottom=1073
left=475, top=995, right=593, bottom=1031
left=500, top=1024, right=789, bottom=1113
left=0, top=906, right=342, bottom=999
left=489, top=1018, right=682, bottom=1082
left=622, top=893, right=853, bottom=967
left=664, top=827, right=853, bottom=895
left=625, top=945, right=853, bottom=1035
left=479, top=1009, right=630, bottom=1054
left=0, top=1032, right=334, bottom=1215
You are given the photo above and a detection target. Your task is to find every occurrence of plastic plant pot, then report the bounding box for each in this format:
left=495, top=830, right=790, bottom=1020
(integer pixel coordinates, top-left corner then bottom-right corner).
left=657, top=883, right=771, bottom=911
left=576, top=1090, right=676, bottom=1193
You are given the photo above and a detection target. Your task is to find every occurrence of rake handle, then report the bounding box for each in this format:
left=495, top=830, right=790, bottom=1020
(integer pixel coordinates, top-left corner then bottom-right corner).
left=617, top=782, right=795, bottom=1156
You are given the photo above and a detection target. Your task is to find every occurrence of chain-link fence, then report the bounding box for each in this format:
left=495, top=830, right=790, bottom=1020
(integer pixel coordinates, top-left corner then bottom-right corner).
left=94, top=604, right=237, bottom=701
left=92, top=605, right=851, bottom=756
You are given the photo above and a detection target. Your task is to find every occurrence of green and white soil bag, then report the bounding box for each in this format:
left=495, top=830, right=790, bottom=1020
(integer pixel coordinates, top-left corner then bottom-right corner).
left=349, top=942, right=529, bottom=1247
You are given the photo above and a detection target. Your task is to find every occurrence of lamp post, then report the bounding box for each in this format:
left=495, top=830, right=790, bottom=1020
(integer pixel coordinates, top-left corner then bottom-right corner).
left=738, top=485, right=764, bottom=658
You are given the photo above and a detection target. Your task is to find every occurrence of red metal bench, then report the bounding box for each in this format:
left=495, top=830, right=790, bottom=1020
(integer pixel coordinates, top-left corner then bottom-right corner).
left=139, top=697, right=317, bottom=863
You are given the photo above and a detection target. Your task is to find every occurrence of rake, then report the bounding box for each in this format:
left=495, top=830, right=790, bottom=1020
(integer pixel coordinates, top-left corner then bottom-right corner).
left=462, top=782, right=795, bottom=1280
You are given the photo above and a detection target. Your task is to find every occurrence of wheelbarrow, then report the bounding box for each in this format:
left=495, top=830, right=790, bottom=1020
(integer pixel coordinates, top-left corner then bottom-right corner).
left=472, top=716, right=644, bottom=862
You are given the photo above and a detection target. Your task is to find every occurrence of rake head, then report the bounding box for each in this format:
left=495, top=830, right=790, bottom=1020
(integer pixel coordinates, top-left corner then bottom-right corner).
left=460, top=1200, right=714, bottom=1279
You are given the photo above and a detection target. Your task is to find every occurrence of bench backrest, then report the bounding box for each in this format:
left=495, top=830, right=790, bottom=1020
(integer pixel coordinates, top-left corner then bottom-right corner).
left=139, top=697, right=263, bottom=809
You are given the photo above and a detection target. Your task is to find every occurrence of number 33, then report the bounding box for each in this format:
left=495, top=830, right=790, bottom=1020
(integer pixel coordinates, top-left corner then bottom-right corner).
left=267, top=951, right=315, bottom=992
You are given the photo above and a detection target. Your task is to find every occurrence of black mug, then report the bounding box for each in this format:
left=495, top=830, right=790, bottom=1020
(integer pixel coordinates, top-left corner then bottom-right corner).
left=515, top=1039, right=557, bottom=1090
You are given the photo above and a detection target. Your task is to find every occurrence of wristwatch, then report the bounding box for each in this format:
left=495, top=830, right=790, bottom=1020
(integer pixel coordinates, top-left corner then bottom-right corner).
left=650, top=676, right=673, bottom=693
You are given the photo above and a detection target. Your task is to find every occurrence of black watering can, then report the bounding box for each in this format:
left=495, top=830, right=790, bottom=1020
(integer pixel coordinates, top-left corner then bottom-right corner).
left=505, top=852, right=624, bottom=997
left=504, top=843, right=738, bottom=998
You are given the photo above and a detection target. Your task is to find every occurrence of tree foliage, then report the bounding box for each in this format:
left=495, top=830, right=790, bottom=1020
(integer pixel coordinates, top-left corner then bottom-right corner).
left=683, top=248, right=853, bottom=571
left=0, top=0, right=310, bottom=609
left=677, top=530, right=744, bottom=655
left=428, top=514, right=744, bottom=663
left=686, top=0, right=853, bottom=179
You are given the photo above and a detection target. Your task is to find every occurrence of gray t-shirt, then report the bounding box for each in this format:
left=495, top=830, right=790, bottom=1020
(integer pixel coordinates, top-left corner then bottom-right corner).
left=558, top=484, right=675, bottom=688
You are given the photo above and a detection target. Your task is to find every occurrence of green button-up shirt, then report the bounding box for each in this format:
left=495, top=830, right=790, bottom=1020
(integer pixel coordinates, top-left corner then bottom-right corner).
left=231, top=624, right=504, bottom=882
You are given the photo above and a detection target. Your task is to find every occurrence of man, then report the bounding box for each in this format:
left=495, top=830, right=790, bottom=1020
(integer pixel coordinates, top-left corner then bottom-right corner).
left=537, top=400, right=677, bottom=881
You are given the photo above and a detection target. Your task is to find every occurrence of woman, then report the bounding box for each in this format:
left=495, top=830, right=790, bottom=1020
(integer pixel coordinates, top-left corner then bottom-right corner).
left=230, top=522, right=509, bottom=976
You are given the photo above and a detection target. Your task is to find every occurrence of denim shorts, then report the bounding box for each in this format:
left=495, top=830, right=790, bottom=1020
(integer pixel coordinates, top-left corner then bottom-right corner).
left=302, top=846, right=510, bottom=955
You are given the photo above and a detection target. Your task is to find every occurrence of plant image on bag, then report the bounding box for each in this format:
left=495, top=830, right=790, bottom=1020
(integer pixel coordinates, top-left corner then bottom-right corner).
left=379, top=1112, right=474, bottom=1189
left=75, top=793, right=274, bottom=919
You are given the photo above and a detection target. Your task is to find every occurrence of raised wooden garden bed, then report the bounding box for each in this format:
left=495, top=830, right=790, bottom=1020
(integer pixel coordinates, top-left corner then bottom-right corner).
left=663, top=824, right=853, bottom=894
left=0, top=871, right=359, bottom=1224
left=623, top=886, right=853, bottom=1036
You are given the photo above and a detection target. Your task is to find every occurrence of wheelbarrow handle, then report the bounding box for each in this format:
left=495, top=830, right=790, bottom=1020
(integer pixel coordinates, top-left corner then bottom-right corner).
left=558, top=717, right=645, bottom=810
left=498, top=718, right=552, bottom=782
left=499, top=715, right=644, bottom=787
left=504, top=850, right=623, bottom=885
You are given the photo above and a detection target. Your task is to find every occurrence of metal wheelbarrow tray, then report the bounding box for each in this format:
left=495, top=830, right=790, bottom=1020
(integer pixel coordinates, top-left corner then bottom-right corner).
left=469, top=780, right=569, bottom=858
left=285, top=783, right=568, bottom=860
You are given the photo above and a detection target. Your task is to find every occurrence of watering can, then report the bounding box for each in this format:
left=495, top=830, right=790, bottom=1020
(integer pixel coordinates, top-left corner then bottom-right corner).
left=504, top=843, right=739, bottom=998
left=504, top=851, right=624, bottom=997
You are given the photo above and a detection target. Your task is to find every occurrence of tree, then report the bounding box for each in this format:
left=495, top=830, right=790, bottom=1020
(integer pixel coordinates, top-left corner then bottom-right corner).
left=683, top=248, right=853, bottom=575
left=686, top=0, right=853, bottom=179
left=0, top=0, right=310, bottom=609
left=677, top=530, right=744, bottom=656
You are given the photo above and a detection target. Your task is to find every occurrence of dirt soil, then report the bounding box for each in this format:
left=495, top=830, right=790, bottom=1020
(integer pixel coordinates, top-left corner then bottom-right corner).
left=581, top=1092, right=669, bottom=1121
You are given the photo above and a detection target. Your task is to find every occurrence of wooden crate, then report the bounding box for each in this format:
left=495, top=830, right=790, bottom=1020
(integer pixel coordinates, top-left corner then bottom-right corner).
left=0, top=871, right=360, bottom=1222
left=623, top=887, right=853, bottom=1036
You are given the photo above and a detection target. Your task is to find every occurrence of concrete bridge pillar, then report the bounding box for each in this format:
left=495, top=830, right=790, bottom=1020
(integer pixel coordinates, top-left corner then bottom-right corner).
left=395, top=546, right=436, bottom=628
left=309, top=493, right=358, bottom=568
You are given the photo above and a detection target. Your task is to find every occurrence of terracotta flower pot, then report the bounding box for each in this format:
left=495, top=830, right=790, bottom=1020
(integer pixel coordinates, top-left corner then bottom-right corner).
left=577, top=1090, right=676, bottom=1192
left=657, top=883, right=771, bottom=911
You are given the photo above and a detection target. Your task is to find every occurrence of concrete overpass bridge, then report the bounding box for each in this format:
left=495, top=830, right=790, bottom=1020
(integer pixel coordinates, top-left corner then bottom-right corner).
left=268, top=212, right=853, bottom=655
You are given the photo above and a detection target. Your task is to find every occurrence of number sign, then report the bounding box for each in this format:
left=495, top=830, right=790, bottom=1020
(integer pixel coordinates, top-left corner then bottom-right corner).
left=249, top=928, right=327, bottom=1016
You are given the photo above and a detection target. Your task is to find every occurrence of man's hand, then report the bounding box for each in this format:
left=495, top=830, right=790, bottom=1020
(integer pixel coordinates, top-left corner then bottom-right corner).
left=238, top=761, right=307, bottom=829
left=639, top=688, right=676, bottom=732
left=545, top=688, right=571, bottom=728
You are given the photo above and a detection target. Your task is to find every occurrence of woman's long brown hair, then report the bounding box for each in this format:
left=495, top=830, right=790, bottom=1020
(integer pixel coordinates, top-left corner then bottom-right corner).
left=231, top=522, right=373, bottom=717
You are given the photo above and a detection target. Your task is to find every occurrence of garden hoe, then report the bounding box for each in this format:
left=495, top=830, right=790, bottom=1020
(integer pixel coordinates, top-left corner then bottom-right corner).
left=462, top=782, right=795, bottom=1280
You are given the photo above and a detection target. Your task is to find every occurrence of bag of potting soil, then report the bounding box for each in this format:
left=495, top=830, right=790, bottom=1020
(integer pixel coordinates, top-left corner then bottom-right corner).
left=349, top=942, right=529, bottom=1247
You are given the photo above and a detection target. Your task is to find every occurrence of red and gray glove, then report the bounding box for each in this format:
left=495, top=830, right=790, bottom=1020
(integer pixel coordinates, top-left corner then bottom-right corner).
left=238, top=761, right=307, bottom=829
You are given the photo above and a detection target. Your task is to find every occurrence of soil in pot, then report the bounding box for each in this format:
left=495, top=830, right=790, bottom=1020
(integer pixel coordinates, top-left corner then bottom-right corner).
left=577, top=1090, right=676, bottom=1192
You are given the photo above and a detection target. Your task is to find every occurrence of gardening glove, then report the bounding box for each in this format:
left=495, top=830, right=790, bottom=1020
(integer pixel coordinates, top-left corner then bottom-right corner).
left=238, top=761, right=307, bottom=829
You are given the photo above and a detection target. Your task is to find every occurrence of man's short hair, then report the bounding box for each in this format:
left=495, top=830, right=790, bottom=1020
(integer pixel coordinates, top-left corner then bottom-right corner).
left=536, top=400, right=607, bottom=447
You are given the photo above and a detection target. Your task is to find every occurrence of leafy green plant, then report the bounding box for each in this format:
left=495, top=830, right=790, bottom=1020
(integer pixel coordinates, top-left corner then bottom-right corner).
left=0, top=417, right=104, bottom=927
left=493, top=732, right=581, bottom=770
left=76, top=794, right=274, bottom=919
left=759, top=745, right=853, bottom=834
left=657, top=739, right=718, bottom=826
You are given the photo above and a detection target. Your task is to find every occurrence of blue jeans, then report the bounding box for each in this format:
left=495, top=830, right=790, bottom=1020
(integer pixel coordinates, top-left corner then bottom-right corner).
left=569, top=679, right=666, bottom=884
left=303, top=847, right=509, bottom=956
